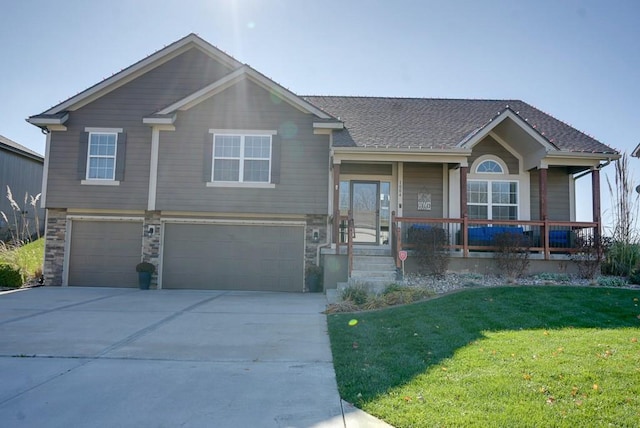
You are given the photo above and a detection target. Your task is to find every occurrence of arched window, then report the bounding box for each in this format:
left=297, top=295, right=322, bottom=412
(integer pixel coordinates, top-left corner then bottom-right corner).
left=476, top=159, right=503, bottom=174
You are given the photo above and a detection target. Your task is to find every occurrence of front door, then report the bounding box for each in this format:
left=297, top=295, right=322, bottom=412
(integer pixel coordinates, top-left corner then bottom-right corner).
left=351, top=181, right=380, bottom=244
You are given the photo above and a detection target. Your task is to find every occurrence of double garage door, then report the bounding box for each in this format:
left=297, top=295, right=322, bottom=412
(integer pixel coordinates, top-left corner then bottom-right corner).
left=162, top=223, right=304, bottom=292
left=67, top=220, right=304, bottom=292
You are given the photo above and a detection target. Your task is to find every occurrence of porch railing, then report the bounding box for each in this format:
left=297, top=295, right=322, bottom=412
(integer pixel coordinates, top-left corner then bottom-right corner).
left=336, top=211, right=356, bottom=277
left=391, top=211, right=598, bottom=269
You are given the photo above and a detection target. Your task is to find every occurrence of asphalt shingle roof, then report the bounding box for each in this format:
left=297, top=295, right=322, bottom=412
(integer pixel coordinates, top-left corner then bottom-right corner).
left=303, top=96, right=617, bottom=154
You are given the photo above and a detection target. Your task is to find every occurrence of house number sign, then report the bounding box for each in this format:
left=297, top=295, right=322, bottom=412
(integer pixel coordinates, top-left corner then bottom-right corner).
left=418, top=192, right=431, bottom=211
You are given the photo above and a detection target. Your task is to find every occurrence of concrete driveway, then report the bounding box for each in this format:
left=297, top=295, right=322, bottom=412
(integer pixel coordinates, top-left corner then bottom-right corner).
left=0, top=287, right=385, bottom=428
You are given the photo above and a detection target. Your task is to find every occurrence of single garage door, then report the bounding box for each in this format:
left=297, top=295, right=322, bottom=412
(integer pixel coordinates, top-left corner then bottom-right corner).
left=162, top=223, right=304, bottom=291
left=68, top=220, right=142, bottom=287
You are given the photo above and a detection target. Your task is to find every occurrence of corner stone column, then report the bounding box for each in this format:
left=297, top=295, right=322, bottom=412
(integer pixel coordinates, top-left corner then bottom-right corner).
left=42, top=208, right=67, bottom=286
left=143, top=211, right=162, bottom=288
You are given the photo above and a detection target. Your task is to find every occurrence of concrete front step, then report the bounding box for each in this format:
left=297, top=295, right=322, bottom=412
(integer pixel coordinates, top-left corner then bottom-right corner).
left=352, top=255, right=396, bottom=269
left=352, top=247, right=392, bottom=256
left=350, top=270, right=397, bottom=280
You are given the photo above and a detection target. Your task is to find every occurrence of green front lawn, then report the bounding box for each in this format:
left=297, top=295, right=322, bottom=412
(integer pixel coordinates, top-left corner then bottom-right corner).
left=328, top=286, right=640, bottom=427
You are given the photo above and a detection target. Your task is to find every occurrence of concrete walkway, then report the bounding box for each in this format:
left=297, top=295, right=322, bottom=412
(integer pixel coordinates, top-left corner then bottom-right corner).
left=0, top=287, right=391, bottom=428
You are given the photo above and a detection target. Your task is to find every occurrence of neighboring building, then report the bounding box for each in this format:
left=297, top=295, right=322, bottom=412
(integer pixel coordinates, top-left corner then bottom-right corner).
left=0, top=134, right=44, bottom=241
left=28, top=34, right=619, bottom=291
left=632, top=143, right=640, bottom=158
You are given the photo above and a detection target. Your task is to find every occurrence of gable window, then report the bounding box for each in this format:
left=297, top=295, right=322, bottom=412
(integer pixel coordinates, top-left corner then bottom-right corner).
left=476, top=159, right=503, bottom=174
left=87, top=132, right=117, bottom=180
left=468, top=157, right=518, bottom=220
left=209, top=132, right=276, bottom=187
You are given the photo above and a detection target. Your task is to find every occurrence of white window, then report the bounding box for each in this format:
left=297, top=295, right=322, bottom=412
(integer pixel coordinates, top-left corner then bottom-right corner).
left=476, top=159, right=503, bottom=174
left=87, top=132, right=117, bottom=180
left=468, top=157, right=518, bottom=220
left=212, top=134, right=271, bottom=183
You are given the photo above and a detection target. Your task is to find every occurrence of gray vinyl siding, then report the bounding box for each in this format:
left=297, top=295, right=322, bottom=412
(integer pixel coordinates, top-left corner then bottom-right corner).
left=45, top=48, right=234, bottom=210
left=0, top=149, right=44, bottom=236
left=530, top=167, right=571, bottom=221
left=469, top=136, right=519, bottom=174
left=402, top=163, right=444, bottom=218
left=155, top=79, right=329, bottom=214
left=341, top=163, right=392, bottom=175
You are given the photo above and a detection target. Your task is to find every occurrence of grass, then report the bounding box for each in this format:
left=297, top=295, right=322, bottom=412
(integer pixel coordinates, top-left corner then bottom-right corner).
left=0, top=239, right=45, bottom=283
left=328, top=286, right=640, bottom=427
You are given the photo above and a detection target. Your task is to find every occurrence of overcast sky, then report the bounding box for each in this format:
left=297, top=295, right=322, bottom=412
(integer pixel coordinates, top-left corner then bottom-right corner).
left=1, top=0, right=638, bottom=224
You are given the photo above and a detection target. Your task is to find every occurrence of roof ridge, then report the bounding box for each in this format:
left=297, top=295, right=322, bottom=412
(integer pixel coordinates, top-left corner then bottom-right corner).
left=303, top=95, right=524, bottom=103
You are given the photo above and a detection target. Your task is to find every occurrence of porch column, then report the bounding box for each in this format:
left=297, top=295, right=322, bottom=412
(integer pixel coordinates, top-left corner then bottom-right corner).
left=332, top=163, right=341, bottom=246
left=592, top=167, right=601, bottom=243
left=459, top=166, right=468, bottom=218
left=460, top=166, right=468, bottom=257
left=539, top=167, right=549, bottom=259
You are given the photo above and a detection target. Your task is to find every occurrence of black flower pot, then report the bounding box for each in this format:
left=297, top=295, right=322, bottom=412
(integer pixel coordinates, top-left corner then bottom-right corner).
left=138, top=272, right=151, bottom=290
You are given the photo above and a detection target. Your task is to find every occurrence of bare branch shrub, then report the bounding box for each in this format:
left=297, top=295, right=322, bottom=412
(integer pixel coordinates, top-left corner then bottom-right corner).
left=493, top=232, right=530, bottom=281
left=571, top=235, right=606, bottom=280
left=410, top=226, right=449, bottom=278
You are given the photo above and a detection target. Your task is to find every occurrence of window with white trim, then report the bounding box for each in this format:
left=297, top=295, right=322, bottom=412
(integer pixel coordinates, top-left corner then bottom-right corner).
left=87, top=132, right=117, bottom=180
left=468, top=158, right=518, bottom=220
left=212, top=134, right=271, bottom=183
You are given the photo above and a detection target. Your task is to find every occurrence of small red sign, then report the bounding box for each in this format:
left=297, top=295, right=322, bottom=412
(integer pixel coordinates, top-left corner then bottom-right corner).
left=398, top=250, right=408, bottom=261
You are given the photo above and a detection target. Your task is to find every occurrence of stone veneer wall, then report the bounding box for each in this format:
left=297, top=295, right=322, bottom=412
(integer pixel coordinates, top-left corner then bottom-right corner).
left=305, top=215, right=328, bottom=266
left=142, top=211, right=162, bottom=288
left=43, top=208, right=67, bottom=286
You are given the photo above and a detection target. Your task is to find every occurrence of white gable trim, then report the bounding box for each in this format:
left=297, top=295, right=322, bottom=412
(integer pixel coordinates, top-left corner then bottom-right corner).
left=458, top=109, right=557, bottom=152
left=157, top=67, right=246, bottom=114
left=42, top=34, right=241, bottom=115
left=154, top=66, right=332, bottom=119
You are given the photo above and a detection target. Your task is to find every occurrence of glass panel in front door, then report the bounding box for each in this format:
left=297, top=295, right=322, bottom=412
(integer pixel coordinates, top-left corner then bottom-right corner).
left=351, top=182, right=379, bottom=244
left=380, top=182, right=390, bottom=245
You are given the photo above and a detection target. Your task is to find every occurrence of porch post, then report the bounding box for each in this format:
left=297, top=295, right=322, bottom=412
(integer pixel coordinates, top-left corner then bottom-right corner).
left=592, top=167, right=601, bottom=243
left=539, top=167, right=549, bottom=259
left=460, top=166, right=468, bottom=218
left=332, top=163, right=341, bottom=246
left=460, top=166, right=468, bottom=257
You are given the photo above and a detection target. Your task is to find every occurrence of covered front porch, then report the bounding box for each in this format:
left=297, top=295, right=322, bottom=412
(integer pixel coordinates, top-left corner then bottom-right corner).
left=326, top=138, right=609, bottom=282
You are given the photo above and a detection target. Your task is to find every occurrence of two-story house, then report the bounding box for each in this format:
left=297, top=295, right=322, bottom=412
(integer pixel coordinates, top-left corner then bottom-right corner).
left=28, top=34, right=618, bottom=291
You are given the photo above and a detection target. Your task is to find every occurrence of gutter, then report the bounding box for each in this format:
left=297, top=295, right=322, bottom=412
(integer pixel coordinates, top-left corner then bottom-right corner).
left=573, top=158, right=613, bottom=180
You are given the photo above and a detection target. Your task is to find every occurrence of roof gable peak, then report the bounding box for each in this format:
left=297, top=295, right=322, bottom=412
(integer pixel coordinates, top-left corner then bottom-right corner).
left=39, top=34, right=243, bottom=116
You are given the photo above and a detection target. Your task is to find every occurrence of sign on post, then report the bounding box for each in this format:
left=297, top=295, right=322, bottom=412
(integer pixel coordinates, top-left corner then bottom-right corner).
left=398, top=250, right=408, bottom=279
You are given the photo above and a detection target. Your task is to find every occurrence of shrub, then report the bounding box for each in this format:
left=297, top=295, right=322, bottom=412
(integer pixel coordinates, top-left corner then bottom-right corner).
left=533, top=272, right=570, bottom=283
left=411, top=226, right=449, bottom=278
left=493, top=232, right=530, bottom=280
left=0, top=264, right=23, bottom=288
left=571, top=236, right=605, bottom=279
left=628, top=266, right=640, bottom=285
left=597, top=276, right=628, bottom=287
left=602, top=241, right=640, bottom=277
left=135, top=262, right=155, bottom=273
left=341, top=284, right=369, bottom=305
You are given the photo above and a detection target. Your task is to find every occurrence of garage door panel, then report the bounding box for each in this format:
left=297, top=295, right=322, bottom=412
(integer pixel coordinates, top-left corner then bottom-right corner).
left=162, top=224, right=304, bottom=291
left=69, top=221, right=142, bottom=288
